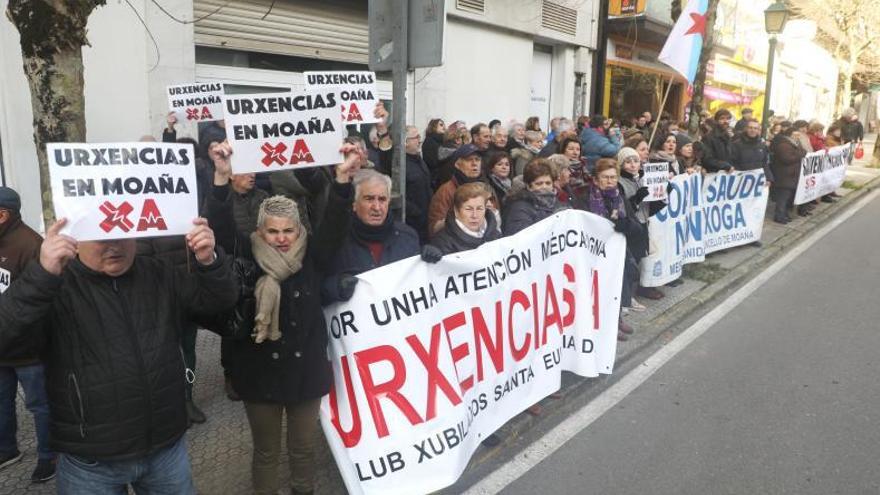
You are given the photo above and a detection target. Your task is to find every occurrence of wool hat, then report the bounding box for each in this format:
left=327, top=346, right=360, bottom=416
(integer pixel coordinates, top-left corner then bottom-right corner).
left=674, top=133, right=693, bottom=154
left=616, top=147, right=640, bottom=167
left=0, top=187, right=20, bottom=212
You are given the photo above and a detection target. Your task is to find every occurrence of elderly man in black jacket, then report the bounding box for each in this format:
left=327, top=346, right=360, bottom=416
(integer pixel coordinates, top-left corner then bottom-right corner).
left=323, top=169, right=421, bottom=304
left=730, top=118, right=774, bottom=182
left=0, top=215, right=237, bottom=493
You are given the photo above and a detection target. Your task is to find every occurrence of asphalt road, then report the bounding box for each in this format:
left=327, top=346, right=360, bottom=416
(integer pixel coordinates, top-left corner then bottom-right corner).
left=499, top=192, right=880, bottom=495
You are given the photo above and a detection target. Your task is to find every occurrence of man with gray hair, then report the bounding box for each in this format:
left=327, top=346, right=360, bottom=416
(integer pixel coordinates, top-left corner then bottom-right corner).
left=323, top=168, right=421, bottom=303
left=400, top=125, right=433, bottom=243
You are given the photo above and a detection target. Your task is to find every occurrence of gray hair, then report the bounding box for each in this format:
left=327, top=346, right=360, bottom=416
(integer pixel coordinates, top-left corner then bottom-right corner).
left=546, top=154, right=570, bottom=175
left=257, top=195, right=301, bottom=229
left=491, top=124, right=508, bottom=137
left=353, top=169, right=392, bottom=200
left=557, top=118, right=573, bottom=133
left=509, top=122, right=525, bottom=134
left=524, top=130, right=543, bottom=145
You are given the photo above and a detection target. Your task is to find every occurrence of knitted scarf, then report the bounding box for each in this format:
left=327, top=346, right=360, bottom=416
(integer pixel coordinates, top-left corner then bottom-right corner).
left=586, top=182, right=625, bottom=221
left=250, top=229, right=307, bottom=343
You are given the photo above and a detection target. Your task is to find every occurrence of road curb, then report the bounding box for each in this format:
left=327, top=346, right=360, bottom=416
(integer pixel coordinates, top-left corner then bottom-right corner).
left=451, top=175, right=880, bottom=490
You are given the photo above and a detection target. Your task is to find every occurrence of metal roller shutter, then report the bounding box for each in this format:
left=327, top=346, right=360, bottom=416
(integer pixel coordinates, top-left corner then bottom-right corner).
left=194, top=0, right=368, bottom=64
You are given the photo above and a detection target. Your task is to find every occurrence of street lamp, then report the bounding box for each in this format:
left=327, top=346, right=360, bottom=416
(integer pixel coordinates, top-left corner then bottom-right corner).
left=761, top=0, right=790, bottom=136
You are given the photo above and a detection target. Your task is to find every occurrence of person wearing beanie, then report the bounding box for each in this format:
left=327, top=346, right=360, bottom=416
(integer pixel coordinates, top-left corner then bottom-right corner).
left=615, top=148, right=666, bottom=302
left=673, top=133, right=700, bottom=174
left=0, top=187, right=57, bottom=483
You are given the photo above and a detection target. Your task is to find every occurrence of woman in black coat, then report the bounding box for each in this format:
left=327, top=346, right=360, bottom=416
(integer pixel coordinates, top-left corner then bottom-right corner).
left=203, top=141, right=360, bottom=495
left=428, top=182, right=503, bottom=255
left=501, top=158, right=569, bottom=236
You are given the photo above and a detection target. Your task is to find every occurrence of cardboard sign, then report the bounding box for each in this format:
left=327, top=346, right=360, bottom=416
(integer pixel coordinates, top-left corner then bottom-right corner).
left=794, top=144, right=852, bottom=205
left=320, top=210, right=625, bottom=495
left=222, top=91, right=344, bottom=174
left=303, top=71, right=380, bottom=124
left=167, top=82, right=224, bottom=123
left=640, top=162, right=670, bottom=201
left=47, top=142, right=199, bottom=241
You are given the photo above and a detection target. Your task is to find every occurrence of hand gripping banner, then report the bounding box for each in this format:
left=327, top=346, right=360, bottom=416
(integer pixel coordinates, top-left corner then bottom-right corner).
left=320, top=210, right=626, bottom=495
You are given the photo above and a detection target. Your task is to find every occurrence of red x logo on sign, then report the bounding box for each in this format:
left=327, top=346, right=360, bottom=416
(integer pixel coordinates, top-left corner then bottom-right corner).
left=185, top=108, right=200, bottom=121
left=99, top=201, right=135, bottom=233
left=261, top=142, right=288, bottom=166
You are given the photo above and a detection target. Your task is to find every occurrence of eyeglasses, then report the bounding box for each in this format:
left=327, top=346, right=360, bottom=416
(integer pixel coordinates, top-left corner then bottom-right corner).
left=597, top=174, right=618, bottom=181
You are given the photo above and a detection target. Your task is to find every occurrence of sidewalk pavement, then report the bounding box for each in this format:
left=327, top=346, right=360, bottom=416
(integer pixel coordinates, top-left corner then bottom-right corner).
left=2, top=139, right=878, bottom=494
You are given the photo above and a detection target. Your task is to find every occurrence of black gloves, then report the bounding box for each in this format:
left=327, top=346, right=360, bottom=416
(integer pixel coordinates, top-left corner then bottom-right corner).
left=421, top=245, right=443, bottom=264
left=613, top=216, right=629, bottom=233
left=634, top=186, right=650, bottom=202
left=338, top=275, right=359, bottom=301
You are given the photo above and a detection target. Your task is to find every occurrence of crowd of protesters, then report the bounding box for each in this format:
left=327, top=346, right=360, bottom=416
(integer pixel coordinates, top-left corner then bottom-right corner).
left=0, top=100, right=866, bottom=494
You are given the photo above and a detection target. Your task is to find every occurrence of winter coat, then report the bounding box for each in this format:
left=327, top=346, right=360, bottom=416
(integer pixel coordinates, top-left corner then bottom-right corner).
left=422, top=132, right=444, bottom=181
left=204, top=181, right=352, bottom=404
left=580, top=127, right=621, bottom=168
left=770, top=134, right=807, bottom=189
left=701, top=128, right=734, bottom=172
left=501, top=188, right=569, bottom=236
left=0, top=252, right=237, bottom=460
left=430, top=210, right=502, bottom=255
left=510, top=146, right=537, bottom=177
left=322, top=218, right=421, bottom=305
left=730, top=134, right=774, bottom=181
left=405, top=153, right=434, bottom=244
left=808, top=133, right=827, bottom=151
left=0, top=215, right=42, bottom=366
left=840, top=119, right=864, bottom=143
left=825, top=134, right=843, bottom=148
left=428, top=175, right=499, bottom=237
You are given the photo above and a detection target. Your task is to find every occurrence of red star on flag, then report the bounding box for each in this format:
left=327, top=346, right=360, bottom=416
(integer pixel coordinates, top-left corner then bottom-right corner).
left=685, top=12, right=707, bottom=37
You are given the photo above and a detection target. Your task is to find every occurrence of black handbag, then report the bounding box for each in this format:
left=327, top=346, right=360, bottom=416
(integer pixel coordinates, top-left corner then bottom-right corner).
left=197, top=237, right=259, bottom=340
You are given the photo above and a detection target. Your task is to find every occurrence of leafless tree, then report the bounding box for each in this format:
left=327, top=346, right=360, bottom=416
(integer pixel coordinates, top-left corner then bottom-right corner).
left=6, top=0, right=107, bottom=223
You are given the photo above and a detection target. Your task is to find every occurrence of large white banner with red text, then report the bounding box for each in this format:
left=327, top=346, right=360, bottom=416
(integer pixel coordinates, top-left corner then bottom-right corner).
left=320, top=210, right=625, bottom=495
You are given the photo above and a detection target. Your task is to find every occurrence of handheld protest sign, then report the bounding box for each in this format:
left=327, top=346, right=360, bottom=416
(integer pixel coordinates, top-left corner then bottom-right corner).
left=167, top=82, right=224, bottom=123
left=640, top=162, right=670, bottom=201
left=222, top=91, right=344, bottom=175
left=303, top=71, right=381, bottom=124
left=794, top=144, right=851, bottom=205
left=47, top=142, right=199, bottom=241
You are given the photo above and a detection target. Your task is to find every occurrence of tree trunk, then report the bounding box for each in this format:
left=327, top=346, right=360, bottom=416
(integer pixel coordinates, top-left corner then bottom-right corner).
left=836, top=60, right=854, bottom=116
left=687, top=0, right=721, bottom=138
left=6, top=0, right=106, bottom=224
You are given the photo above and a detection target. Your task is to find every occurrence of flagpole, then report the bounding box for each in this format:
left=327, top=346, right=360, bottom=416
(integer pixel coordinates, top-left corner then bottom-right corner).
left=648, top=76, right=675, bottom=150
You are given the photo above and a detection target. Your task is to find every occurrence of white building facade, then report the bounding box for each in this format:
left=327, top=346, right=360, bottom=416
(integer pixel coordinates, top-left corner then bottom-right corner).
left=0, top=0, right=598, bottom=228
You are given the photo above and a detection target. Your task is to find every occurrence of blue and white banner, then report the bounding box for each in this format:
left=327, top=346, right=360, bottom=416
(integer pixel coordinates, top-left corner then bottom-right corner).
left=640, top=170, right=770, bottom=287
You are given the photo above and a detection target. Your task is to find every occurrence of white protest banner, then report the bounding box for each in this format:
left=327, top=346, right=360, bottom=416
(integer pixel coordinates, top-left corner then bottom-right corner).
left=47, top=142, right=198, bottom=241
left=223, top=91, right=343, bottom=174
left=0, top=267, right=9, bottom=294
left=167, top=82, right=224, bottom=123
left=640, top=162, right=670, bottom=201
left=320, top=210, right=625, bottom=495
left=303, top=71, right=380, bottom=124
left=794, top=144, right=852, bottom=205
left=640, top=170, right=769, bottom=286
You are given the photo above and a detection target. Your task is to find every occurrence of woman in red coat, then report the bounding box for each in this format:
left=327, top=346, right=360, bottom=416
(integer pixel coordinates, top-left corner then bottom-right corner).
left=807, top=122, right=827, bottom=151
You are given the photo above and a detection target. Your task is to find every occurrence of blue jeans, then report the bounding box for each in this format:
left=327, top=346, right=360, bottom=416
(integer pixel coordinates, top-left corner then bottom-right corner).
left=56, top=435, right=195, bottom=495
left=0, top=364, right=53, bottom=461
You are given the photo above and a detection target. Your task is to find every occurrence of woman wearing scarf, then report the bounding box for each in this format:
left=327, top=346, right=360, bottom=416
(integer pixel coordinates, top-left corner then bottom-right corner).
left=617, top=147, right=669, bottom=300
left=584, top=158, right=640, bottom=340
left=502, top=159, right=570, bottom=236
left=484, top=151, right=513, bottom=206
left=204, top=141, right=362, bottom=495
left=426, top=182, right=503, bottom=255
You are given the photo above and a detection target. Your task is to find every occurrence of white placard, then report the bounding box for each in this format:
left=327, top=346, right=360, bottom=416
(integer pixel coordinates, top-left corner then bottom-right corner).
left=794, top=144, right=852, bottom=205
left=640, top=162, right=670, bottom=201
left=303, top=71, right=381, bottom=124
left=167, top=82, right=224, bottom=123
left=47, top=142, right=199, bottom=241
left=222, top=91, right=344, bottom=174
